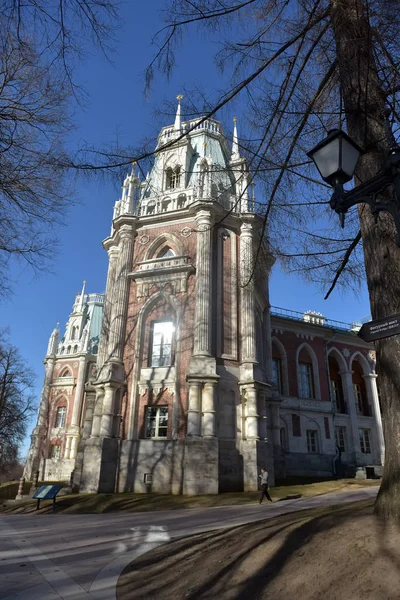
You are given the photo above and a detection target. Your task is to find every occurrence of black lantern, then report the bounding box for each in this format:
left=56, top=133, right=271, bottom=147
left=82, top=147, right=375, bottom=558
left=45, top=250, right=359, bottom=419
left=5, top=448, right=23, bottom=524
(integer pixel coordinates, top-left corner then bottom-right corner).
left=307, top=129, right=363, bottom=186
left=307, top=127, right=400, bottom=246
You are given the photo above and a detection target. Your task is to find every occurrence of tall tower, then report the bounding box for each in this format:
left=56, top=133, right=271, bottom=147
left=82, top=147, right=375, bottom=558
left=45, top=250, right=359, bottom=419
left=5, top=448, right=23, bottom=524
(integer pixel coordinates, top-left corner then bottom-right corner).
left=24, top=288, right=104, bottom=481
left=79, top=99, right=277, bottom=494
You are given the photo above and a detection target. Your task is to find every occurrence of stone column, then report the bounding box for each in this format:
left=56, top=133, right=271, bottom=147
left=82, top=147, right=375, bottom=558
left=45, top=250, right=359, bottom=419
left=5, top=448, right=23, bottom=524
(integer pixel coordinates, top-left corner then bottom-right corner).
left=107, top=225, right=135, bottom=362
left=240, top=222, right=256, bottom=363
left=340, top=369, right=361, bottom=458
left=82, top=393, right=96, bottom=440
left=64, top=436, right=72, bottom=459
left=187, top=381, right=202, bottom=436
left=363, top=373, right=385, bottom=465
left=90, top=388, right=104, bottom=438
left=270, top=404, right=281, bottom=446
left=193, top=211, right=213, bottom=356
left=202, top=381, right=217, bottom=437
left=97, top=247, right=119, bottom=369
left=70, top=436, right=79, bottom=459
left=70, top=357, right=87, bottom=427
left=100, top=385, right=115, bottom=437
left=245, top=387, right=259, bottom=440
left=258, top=390, right=268, bottom=440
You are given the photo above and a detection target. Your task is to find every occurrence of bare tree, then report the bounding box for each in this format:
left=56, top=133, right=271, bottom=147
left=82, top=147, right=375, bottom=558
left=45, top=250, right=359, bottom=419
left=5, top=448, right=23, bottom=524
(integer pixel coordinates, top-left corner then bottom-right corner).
left=133, top=0, right=400, bottom=520
left=0, top=331, right=36, bottom=471
left=0, top=1, right=119, bottom=295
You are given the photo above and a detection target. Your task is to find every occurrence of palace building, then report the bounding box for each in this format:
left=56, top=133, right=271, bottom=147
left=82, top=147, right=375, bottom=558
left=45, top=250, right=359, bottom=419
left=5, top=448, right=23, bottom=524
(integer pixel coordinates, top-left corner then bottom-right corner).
left=24, top=99, right=384, bottom=493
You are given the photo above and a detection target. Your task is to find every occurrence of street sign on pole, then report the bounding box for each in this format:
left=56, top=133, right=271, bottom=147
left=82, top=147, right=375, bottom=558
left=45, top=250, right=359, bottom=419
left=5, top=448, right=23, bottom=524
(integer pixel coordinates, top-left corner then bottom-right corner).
left=358, top=314, right=400, bottom=342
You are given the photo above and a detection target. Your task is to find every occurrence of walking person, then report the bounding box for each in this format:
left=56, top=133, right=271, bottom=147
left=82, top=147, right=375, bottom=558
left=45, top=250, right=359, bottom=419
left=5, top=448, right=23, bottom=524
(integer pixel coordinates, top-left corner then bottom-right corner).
left=259, top=467, right=273, bottom=504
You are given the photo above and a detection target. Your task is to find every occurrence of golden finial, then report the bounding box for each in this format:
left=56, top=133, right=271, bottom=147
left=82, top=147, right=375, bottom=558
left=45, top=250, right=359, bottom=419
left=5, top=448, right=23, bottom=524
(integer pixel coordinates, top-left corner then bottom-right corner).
left=132, top=160, right=137, bottom=166
left=177, top=94, right=183, bottom=100
left=233, top=116, right=237, bottom=122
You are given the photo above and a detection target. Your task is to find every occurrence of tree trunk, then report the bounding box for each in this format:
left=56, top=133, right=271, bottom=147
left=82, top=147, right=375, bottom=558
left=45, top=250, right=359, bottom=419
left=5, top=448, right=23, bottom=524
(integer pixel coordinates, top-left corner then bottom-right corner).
left=330, top=0, right=400, bottom=521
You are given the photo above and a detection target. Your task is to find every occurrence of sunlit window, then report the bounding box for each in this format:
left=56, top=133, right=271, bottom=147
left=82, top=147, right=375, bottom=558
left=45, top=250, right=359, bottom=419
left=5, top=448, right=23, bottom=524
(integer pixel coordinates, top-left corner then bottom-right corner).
left=55, top=406, right=67, bottom=428
left=51, top=445, right=61, bottom=459
left=150, top=321, right=174, bottom=367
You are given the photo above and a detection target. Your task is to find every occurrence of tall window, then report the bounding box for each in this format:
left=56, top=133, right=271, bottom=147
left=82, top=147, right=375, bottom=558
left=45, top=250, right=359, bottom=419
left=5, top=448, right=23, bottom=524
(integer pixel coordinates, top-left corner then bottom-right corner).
left=61, top=369, right=71, bottom=377
left=51, top=445, right=61, bottom=459
left=272, top=357, right=282, bottom=394
left=329, top=355, right=346, bottom=413
left=146, top=406, right=168, bottom=438
left=166, top=166, right=181, bottom=190
left=298, top=363, right=313, bottom=398
left=359, top=428, right=371, bottom=454
left=352, top=360, right=370, bottom=416
left=150, top=321, right=174, bottom=367
left=280, top=427, right=288, bottom=450
left=307, top=429, right=319, bottom=453
left=55, top=406, right=67, bottom=428
left=335, top=426, right=346, bottom=452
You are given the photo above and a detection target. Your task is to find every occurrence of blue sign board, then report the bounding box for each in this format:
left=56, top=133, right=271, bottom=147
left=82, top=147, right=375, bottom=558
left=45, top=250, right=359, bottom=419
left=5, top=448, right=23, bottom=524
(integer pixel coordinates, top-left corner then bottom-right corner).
left=33, top=484, right=62, bottom=500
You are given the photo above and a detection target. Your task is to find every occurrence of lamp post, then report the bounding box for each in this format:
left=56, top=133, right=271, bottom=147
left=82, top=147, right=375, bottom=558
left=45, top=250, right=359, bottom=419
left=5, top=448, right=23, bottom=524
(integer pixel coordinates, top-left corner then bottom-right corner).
left=307, top=128, right=400, bottom=244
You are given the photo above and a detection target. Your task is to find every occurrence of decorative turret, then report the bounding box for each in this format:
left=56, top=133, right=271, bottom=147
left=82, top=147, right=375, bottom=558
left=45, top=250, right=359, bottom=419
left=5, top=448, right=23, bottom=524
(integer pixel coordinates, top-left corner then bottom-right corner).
left=46, top=323, right=60, bottom=356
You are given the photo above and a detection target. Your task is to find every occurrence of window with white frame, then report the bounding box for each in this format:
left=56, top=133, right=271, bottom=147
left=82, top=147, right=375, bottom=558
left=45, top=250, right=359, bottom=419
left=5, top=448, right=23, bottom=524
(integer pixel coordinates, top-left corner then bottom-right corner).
left=359, top=428, right=371, bottom=454
left=150, top=321, right=174, bottom=367
left=306, top=429, right=319, bottom=453
left=146, top=406, right=168, bottom=438
left=299, top=363, right=313, bottom=398
left=166, top=166, right=181, bottom=190
left=51, top=445, right=61, bottom=459
left=272, top=358, right=283, bottom=394
left=335, top=426, right=346, bottom=453
left=55, top=406, right=67, bottom=428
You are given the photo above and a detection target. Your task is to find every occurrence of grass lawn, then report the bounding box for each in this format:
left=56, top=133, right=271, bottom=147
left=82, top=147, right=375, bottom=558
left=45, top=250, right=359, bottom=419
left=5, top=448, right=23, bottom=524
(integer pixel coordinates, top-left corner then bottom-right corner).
left=0, top=478, right=379, bottom=515
left=117, top=497, right=400, bottom=600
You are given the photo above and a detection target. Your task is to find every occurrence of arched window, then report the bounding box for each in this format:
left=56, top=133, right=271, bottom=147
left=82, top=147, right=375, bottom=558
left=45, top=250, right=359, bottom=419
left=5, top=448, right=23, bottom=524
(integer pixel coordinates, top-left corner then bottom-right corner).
left=61, top=368, right=71, bottom=377
left=73, top=345, right=78, bottom=354
left=352, top=360, right=371, bottom=416
left=71, top=326, right=77, bottom=340
left=297, top=347, right=314, bottom=399
left=60, top=346, right=65, bottom=355
left=67, top=345, right=71, bottom=354
left=199, top=162, right=208, bottom=198
left=166, top=166, right=181, bottom=190
left=329, top=355, right=346, bottom=413
left=55, top=406, right=67, bottom=428
left=157, top=247, right=175, bottom=258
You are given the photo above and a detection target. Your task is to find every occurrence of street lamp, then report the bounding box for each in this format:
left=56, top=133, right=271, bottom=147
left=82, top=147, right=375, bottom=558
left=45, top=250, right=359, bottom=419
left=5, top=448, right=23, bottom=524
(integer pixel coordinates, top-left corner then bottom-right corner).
left=307, top=128, right=400, bottom=243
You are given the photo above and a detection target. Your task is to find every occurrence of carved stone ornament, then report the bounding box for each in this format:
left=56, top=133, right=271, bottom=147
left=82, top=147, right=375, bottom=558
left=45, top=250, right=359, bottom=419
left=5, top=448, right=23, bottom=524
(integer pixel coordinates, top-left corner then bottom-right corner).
left=73, top=362, right=78, bottom=368
left=181, top=227, right=192, bottom=237
left=55, top=364, right=61, bottom=371
left=139, top=235, right=150, bottom=245
left=342, top=348, right=350, bottom=358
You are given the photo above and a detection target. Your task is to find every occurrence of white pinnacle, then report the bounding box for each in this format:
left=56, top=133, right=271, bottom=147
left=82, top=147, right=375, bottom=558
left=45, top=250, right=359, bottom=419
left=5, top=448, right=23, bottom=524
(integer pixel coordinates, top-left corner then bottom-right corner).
left=231, top=117, right=240, bottom=161
left=174, top=95, right=183, bottom=131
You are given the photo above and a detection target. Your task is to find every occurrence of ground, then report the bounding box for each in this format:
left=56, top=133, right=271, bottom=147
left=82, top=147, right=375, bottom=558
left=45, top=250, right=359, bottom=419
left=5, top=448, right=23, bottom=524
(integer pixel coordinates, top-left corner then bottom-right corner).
left=117, top=498, right=400, bottom=600
left=0, top=478, right=380, bottom=514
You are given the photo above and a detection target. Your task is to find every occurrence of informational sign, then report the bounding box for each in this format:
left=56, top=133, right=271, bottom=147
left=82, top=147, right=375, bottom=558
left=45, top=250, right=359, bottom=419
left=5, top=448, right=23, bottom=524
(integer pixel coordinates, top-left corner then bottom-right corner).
left=358, top=314, right=400, bottom=342
left=32, top=484, right=62, bottom=500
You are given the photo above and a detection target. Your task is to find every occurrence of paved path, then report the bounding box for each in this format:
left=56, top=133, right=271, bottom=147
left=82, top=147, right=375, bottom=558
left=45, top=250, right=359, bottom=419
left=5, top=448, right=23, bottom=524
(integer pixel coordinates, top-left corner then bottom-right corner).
left=0, top=486, right=378, bottom=600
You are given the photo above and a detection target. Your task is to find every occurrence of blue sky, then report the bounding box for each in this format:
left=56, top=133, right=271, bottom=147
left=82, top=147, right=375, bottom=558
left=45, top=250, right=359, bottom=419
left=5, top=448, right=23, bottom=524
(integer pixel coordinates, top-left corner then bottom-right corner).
left=0, top=1, right=371, bottom=456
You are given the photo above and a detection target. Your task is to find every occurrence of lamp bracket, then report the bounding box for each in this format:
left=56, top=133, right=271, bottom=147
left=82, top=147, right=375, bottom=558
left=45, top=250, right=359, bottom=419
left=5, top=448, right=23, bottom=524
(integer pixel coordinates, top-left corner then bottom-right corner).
left=329, top=163, right=400, bottom=246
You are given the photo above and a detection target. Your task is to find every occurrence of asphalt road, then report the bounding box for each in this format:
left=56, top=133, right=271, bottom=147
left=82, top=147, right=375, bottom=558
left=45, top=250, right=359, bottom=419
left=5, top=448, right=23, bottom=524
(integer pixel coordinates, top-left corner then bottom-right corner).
left=0, top=486, right=378, bottom=600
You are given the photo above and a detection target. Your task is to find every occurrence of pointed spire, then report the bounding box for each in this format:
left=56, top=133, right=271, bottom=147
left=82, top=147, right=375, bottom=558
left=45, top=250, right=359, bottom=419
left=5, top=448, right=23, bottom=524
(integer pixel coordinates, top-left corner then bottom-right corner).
left=174, top=95, right=183, bottom=131
left=47, top=323, right=60, bottom=356
left=231, top=116, right=241, bottom=162
left=78, top=280, right=86, bottom=310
